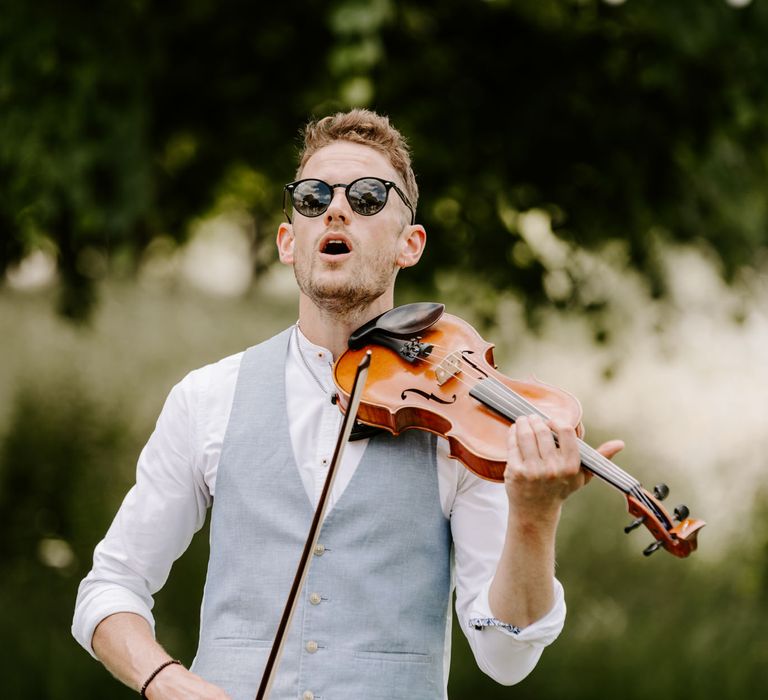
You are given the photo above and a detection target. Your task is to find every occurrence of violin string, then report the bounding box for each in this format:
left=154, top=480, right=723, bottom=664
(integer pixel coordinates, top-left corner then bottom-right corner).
left=409, top=346, right=642, bottom=494
left=417, top=347, right=667, bottom=520
left=418, top=344, right=668, bottom=524
left=480, top=378, right=640, bottom=494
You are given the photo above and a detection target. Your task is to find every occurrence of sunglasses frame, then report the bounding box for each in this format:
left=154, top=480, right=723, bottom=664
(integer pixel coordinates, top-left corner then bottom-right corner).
left=283, top=176, right=415, bottom=225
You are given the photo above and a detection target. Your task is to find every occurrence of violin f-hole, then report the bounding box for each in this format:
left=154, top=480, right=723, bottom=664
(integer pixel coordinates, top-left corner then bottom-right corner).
left=401, top=388, right=457, bottom=405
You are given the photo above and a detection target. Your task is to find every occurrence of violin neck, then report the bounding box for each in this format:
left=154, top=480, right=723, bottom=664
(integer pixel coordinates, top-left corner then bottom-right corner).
left=471, top=377, right=638, bottom=494
left=576, top=440, right=637, bottom=494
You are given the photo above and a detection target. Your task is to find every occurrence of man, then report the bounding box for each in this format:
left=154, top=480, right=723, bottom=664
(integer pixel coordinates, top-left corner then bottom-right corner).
left=73, top=109, right=623, bottom=700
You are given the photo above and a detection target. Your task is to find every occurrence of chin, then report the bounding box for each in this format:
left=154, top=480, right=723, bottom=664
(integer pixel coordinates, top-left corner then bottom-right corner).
left=306, top=281, right=389, bottom=316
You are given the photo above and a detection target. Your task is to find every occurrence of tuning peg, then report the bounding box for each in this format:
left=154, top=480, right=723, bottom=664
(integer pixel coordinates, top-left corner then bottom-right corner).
left=674, top=504, right=690, bottom=521
left=624, top=516, right=645, bottom=533
left=653, top=483, right=670, bottom=500
left=643, top=540, right=665, bottom=556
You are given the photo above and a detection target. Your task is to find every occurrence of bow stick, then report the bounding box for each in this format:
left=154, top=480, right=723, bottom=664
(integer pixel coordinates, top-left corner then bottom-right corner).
left=255, top=351, right=372, bottom=700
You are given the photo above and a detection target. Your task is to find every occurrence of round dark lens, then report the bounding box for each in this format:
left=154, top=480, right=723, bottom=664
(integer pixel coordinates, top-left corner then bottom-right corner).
left=293, top=180, right=331, bottom=217
left=348, top=178, right=387, bottom=216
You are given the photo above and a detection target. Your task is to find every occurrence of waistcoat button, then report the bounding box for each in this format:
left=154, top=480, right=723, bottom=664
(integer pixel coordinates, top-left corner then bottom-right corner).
left=309, top=592, right=322, bottom=605
left=313, top=544, right=325, bottom=556
left=302, top=691, right=314, bottom=700
left=306, top=640, right=318, bottom=653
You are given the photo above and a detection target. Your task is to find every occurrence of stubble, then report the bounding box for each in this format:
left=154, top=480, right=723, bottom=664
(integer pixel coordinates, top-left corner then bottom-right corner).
left=293, top=245, right=399, bottom=320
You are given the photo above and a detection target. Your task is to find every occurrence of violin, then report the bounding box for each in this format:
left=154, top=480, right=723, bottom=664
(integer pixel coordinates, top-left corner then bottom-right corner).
left=333, top=302, right=705, bottom=558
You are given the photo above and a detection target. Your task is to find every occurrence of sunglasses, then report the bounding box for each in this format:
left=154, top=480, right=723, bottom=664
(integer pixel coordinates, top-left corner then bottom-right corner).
left=283, top=177, right=415, bottom=224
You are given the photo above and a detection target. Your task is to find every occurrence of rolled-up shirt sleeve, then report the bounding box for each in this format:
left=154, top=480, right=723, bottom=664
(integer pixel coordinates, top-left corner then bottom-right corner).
left=464, top=576, right=566, bottom=683
left=72, top=370, right=212, bottom=658
left=446, top=440, right=566, bottom=686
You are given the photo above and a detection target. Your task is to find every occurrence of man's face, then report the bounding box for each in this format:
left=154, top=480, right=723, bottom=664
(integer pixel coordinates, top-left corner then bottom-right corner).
left=278, top=141, right=417, bottom=316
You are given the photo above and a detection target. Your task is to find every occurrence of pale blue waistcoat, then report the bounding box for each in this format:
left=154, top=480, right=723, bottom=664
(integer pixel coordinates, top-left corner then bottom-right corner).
left=190, top=328, right=452, bottom=700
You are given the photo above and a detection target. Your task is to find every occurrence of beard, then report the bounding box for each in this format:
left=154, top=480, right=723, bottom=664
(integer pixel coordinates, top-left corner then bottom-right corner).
left=293, top=246, right=399, bottom=318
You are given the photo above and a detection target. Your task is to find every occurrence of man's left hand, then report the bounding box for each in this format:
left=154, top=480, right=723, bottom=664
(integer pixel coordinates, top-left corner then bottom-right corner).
left=504, top=414, right=624, bottom=521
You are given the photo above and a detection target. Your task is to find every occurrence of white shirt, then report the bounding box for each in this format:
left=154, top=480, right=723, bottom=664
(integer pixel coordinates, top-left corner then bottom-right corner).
left=72, top=326, right=565, bottom=686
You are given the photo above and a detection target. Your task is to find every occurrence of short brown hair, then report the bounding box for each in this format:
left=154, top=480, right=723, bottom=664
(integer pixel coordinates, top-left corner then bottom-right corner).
left=296, top=108, right=419, bottom=215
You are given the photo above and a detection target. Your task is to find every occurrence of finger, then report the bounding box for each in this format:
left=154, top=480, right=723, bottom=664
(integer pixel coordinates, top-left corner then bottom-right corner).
left=596, top=439, right=625, bottom=460
left=507, top=422, right=517, bottom=447
left=531, top=415, right=558, bottom=464
left=505, top=424, right=525, bottom=472
left=506, top=423, right=520, bottom=457
left=548, top=420, right=580, bottom=475
left=513, top=415, right=541, bottom=463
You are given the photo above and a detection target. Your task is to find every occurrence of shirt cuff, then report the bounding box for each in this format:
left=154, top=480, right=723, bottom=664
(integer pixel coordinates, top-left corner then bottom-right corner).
left=467, top=576, right=566, bottom=646
left=72, top=582, right=156, bottom=659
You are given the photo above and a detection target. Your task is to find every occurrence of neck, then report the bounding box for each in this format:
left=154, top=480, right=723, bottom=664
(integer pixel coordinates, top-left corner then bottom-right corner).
left=297, top=292, right=394, bottom=359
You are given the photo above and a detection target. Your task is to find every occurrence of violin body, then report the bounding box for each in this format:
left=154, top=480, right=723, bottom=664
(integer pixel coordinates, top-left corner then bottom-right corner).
left=333, top=304, right=705, bottom=558
left=334, top=312, right=582, bottom=482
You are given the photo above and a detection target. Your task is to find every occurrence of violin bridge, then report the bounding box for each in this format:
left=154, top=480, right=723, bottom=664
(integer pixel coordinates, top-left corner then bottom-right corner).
left=435, top=351, right=462, bottom=385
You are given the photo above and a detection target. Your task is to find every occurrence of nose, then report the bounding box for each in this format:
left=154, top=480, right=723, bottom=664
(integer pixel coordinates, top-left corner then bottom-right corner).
left=324, top=185, right=352, bottom=224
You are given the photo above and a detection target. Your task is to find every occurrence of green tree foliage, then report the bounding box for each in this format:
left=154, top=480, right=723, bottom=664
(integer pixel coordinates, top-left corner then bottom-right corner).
left=0, top=0, right=338, bottom=318
left=3, top=0, right=768, bottom=321
left=386, top=0, right=768, bottom=304
left=0, top=382, right=134, bottom=697
left=449, top=490, right=768, bottom=699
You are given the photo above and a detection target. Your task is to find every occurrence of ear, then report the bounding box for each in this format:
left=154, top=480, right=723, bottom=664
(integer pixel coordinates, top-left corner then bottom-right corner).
left=396, top=225, right=427, bottom=269
left=276, top=222, right=295, bottom=264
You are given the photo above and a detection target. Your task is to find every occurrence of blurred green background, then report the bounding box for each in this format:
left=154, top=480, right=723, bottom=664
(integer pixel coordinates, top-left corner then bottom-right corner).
left=2, top=0, right=768, bottom=697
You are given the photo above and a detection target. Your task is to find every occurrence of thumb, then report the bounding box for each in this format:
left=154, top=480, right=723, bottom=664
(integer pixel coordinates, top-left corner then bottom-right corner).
left=596, top=439, right=625, bottom=460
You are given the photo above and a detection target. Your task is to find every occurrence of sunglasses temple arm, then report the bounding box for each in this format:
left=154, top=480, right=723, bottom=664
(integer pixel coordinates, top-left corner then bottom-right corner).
left=395, top=187, right=416, bottom=224
left=282, top=190, right=293, bottom=223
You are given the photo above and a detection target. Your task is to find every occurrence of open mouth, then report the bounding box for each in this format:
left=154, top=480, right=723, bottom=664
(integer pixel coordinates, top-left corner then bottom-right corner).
left=321, top=238, right=351, bottom=256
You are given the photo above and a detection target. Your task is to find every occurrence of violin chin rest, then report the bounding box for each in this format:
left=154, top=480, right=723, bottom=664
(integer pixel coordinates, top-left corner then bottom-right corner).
left=348, top=302, right=445, bottom=349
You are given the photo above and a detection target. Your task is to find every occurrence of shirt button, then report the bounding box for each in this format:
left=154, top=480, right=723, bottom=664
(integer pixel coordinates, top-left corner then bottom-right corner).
left=306, top=640, right=318, bottom=653
left=313, top=544, right=325, bottom=556
left=302, top=692, right=314, bottom=700
left=309, top=592, right=322, bottom=605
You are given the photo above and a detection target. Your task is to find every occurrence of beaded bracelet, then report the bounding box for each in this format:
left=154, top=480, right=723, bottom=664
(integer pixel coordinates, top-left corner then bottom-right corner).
left=140, top=659, right=182, bottom=698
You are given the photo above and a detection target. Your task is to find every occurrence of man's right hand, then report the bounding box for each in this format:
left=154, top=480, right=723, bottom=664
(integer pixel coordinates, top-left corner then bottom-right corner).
left=144, top=663, right=232, bottom=700
left=92, top=612, right=232, bottom=700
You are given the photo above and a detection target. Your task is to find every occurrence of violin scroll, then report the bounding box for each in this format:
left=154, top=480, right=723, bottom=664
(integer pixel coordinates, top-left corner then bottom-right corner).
left=624, top=488, right=705, bottom=558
